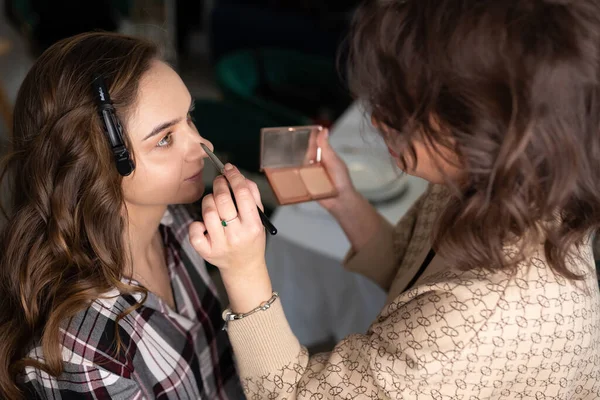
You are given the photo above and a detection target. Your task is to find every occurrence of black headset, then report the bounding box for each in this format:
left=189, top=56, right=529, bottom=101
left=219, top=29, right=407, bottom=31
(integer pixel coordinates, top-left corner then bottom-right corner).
left=91, top=74, right=135, bottom=176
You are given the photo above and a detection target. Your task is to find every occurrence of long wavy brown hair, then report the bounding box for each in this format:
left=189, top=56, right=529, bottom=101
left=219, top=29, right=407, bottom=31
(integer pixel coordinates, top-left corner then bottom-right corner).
left=0, top=32, right=158, bottom=399
left=347, top=0, right=600, bottom=278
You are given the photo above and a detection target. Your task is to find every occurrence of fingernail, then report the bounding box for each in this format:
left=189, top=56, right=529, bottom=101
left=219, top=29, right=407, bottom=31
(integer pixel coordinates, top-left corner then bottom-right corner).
left=224, top=163, right=234, bottom=171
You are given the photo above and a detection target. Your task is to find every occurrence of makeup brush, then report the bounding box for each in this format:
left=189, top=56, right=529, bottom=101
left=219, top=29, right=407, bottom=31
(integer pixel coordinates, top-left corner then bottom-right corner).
left=201, top=144, right=277, bottom=235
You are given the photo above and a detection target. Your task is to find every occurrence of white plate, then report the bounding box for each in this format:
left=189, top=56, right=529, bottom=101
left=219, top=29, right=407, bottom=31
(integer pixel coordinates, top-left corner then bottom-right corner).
left=363, top=176, right=409, bottom=203
left=337, top=147, right=405, bottom=194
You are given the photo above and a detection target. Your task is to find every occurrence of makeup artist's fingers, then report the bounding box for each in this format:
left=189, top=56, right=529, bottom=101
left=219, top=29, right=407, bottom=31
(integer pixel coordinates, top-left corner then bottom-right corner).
left=246, top=179, right=264, bottom=211
left=212, top=175, right=238, bottom=220
left=316, top=128, right=339, bottom=165
left=303, top=130, right=319, bottom=164
left=223, top=164, right=261, bottom=223
left=316, top=127, right=329, bottom=150
left=189, top=166, right=267, bottom=274
left=201, top=194, right=226, bottom=245
left=189, top=221, right=211, bottom=255
left=317, top=128, right=352, bottom=190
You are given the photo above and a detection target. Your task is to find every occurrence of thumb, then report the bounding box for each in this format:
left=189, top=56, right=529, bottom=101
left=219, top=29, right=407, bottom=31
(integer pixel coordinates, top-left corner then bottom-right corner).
left=316, top=128, right=330, bottom=152
left=189, top=221, right=211, bottom=256
left=317, top=128, right=343, bottom=167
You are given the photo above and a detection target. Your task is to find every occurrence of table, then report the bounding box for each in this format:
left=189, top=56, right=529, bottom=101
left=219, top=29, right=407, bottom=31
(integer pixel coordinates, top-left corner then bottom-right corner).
left=265, top=102, right=428, bottom=346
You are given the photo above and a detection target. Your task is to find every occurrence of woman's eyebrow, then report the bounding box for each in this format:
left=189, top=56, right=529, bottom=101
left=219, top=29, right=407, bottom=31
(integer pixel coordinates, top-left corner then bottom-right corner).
left=142, top=98, right=194, bottom=141
left=142, top=118, right=181, bottom=141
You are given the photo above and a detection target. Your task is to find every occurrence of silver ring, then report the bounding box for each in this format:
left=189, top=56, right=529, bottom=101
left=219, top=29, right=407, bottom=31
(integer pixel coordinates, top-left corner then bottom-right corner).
left=221, top=215, right=238, bottom=227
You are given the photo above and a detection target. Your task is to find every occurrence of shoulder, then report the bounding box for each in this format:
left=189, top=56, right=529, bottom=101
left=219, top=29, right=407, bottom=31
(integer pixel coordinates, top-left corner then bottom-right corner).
left=390, top=183, right=452, bottom=270
left=378, top=241, right=599, bottom=354
left=26, top=290, right=143, bottom=378
left=394, top=183, right=451, bottom=230
left=379, top=257, right=511, bottom=332
left=389, top=239, right=597, bottom=318
left=21, top=358, right=141, bottom=399
left=418, top=183, right=452, bottom=205
left=418, top=183, right=452, bottom=217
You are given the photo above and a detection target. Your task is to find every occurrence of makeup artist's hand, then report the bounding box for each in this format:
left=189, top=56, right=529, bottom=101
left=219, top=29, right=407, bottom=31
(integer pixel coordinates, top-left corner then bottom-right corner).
left=316, top=128, right=359, bottom=212
left=189, top=164, right=267, bottom=273
left=316, top=130, right=386, bottom=256
left=189, top=164, right=273, bottom=313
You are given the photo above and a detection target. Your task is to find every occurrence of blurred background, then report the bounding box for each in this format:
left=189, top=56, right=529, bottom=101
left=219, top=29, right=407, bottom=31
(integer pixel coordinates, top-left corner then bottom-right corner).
left=0, top=0, right=359, bottom=213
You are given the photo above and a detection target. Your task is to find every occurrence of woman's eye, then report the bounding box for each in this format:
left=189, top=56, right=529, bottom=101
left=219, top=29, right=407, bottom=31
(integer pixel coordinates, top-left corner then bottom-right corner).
left=157, top=133, right=173, bottom=148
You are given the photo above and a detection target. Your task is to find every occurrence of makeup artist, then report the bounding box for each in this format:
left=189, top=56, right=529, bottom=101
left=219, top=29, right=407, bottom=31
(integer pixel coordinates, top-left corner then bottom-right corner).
left=191, top=0, right=600, bottom=398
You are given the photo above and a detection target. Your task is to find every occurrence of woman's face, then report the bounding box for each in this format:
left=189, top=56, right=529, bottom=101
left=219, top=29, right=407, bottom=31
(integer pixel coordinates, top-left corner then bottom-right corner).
left=122, top=60, right=213, bottom=207
left=372, top=114, right=462, bottom=184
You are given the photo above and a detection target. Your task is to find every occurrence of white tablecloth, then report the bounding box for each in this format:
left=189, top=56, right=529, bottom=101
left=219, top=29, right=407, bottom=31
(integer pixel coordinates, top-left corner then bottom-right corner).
left=266, top=102, right=428, bottom=346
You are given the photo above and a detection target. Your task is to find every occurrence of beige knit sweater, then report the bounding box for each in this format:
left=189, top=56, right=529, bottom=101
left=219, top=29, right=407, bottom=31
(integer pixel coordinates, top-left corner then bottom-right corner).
left=228, top=184, right=600, bottom=399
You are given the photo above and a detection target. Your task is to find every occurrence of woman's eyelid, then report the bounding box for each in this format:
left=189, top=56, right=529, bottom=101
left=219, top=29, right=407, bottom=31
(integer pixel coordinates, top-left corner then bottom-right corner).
left=155, top=105, right=193, bottom=148
left=156, top=132, right=173, bottom=147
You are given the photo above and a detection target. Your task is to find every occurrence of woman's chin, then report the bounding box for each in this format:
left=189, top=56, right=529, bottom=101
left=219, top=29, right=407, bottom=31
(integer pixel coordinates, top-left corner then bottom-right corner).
left=179, top=184, right=206, bottom=204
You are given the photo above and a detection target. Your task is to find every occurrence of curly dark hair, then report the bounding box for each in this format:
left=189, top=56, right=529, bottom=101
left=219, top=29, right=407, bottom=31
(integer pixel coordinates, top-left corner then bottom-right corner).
left=346, top=0, right=600, bottom=278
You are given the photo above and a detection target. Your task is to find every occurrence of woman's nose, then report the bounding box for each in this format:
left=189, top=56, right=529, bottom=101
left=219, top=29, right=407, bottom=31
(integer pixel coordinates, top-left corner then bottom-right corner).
left=199, top=136, right=214, bottom=155
left=184, top=117, right=213, bottom=156
left=187, top=131, right=213, bottom=161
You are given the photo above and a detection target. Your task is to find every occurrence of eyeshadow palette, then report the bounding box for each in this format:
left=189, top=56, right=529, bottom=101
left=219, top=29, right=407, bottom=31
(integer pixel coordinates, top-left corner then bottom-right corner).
left=260, top=125, right=337, bottom=205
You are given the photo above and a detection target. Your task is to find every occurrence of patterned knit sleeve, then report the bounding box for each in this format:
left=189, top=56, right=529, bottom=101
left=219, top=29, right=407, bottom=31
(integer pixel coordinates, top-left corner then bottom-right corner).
left=228, top=268, right=502, bottom=400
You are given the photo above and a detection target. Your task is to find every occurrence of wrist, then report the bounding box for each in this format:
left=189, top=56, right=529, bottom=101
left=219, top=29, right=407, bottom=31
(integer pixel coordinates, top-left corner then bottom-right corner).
left=325, top=188, right=385, bottom=252
left=220, top=263, right=273, bottom=314
left=326, top=188, right=364, bottom=217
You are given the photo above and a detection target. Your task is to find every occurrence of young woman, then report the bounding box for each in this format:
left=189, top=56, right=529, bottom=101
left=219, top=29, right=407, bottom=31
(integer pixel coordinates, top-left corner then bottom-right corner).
left=191, top=0, right=600, bottom=398
left=0, top=32, right=244, bottom=399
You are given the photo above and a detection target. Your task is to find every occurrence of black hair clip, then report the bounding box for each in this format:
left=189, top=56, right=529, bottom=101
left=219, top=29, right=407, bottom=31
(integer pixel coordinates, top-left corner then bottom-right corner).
left=91, top=74, right=135, bottom=176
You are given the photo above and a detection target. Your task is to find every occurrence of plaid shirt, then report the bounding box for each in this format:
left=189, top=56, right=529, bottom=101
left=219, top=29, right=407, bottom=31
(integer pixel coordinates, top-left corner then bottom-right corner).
left=20, top=205, right=244, bottom=399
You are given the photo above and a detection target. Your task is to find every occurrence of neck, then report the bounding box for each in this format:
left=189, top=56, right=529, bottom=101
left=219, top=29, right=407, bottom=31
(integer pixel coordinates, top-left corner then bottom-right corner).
left=123, top=203, right=168, bottom=277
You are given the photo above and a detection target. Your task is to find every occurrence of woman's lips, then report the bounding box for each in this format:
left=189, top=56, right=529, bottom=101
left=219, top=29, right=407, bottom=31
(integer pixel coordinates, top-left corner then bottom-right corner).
left=185, top=160, right=205, bottom=181
left=185, top=170, right=203, bottom=181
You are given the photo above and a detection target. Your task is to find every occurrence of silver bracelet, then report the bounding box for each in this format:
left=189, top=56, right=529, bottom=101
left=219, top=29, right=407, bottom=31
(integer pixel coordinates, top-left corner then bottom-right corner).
left=221, top=291, right=279, bottom=331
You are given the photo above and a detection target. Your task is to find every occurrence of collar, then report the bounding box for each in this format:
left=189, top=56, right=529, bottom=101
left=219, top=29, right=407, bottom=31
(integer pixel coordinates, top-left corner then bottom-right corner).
left=160, top=207, right=174, bottom=226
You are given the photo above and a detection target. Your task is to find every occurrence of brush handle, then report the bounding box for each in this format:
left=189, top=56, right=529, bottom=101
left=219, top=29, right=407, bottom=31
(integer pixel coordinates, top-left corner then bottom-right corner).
left=219, top=186, right=278, bottom=236
left=228, top=183, right=277, bottom=235
left=258, top=207, right=277, bottom=235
